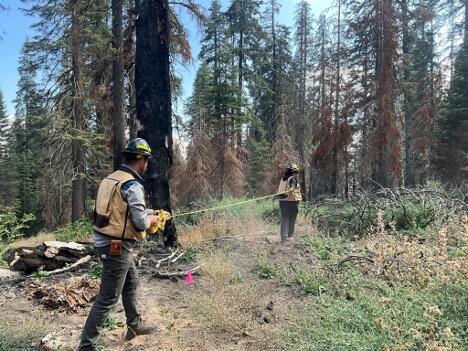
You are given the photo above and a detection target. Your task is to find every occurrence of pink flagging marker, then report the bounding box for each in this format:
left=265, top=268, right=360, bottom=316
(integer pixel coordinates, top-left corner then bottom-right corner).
left=185, top=272, right=194, bottom=285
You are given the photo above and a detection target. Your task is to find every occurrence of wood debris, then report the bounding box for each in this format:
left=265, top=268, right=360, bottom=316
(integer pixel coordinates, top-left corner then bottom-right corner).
left=29, top=276, right=99, bottom=313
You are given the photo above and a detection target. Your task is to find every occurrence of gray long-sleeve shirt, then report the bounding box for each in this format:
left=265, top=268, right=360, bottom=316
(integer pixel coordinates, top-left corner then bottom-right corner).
left=94, top=165, right=153, bottom=251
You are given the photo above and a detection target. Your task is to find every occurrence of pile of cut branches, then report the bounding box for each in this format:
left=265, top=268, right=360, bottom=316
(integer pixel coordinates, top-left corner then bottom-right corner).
left=303, top=183, right=467, bottom=236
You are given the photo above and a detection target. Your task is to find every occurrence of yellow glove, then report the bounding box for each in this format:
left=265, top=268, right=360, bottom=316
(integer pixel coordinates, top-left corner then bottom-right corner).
left=148, top=209, right=172, bottom=234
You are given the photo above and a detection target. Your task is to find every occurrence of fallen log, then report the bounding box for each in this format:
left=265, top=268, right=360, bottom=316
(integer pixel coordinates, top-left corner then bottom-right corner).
left=3, top=241, right=94, bottom=273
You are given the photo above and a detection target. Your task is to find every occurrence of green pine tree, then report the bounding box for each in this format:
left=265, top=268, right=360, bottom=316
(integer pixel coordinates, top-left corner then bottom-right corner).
left=434, top=2, right=468, bottom=184
left=0, top=89, right=15, bottom=207
left=11, top=45, right=47, bottom=229
left=246, top=117, right=270, bottom=194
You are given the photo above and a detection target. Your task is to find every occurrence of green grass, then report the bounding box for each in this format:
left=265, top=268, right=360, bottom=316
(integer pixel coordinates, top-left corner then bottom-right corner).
left=253, top=254, right=277, bottom=279
left=103, top=315, right=123, bottom=331
left=292, top=267, right=328, bottom=295
left=53, top=219, right=93, bottom=242
left=180, top=245, right=199, bottom=262
left=301, top=234, right=349, bottom=261
left=0, top=321, right=45, bottom=351
left=284, top=270, right=467, bottom=351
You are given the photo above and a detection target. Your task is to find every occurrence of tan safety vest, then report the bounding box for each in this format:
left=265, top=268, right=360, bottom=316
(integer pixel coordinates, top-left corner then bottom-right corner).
left=277, top=176, right=302, bottom=202
left=93, top=170, right=146, bottom=240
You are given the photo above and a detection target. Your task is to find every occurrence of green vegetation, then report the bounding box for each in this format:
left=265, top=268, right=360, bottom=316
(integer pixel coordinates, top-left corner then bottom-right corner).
left=0, top=208, right=36, bottom=243
left=175, top=196, right=279, bottom=227
left=301, top=183, right=465, bottom=237
left=281, top=192, right=467, bottom=350
left=302, top=234, right=348, bottom=261
left=180, top=245, right=199, bottom=263
left=89, top=264, right=102, bottom=279
left=103, top=315, right=122, bottom=331
left=32, top=266, right=49, bottom=279
left=0, top=320, right=45, bottom=351
left=253, top=254, right=277, bottom=279
left=286, top=272, right=467, bottom=350
left=53, top=219, right=92, bottom=242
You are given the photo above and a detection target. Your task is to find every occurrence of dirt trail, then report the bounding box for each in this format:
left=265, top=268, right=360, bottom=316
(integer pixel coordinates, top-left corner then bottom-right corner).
left=0, top=222, right=311, bottom=351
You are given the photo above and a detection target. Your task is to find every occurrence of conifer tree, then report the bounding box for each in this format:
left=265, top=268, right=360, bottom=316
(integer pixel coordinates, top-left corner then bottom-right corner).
left=246, top=117, right=269, bottom=194
left=434, top=0, right=468, bottom=184
left=10, top=45, right=47, bottom=228
left=0, top=89, right=8, bottom=159
left=0, top=89, right=14, bottom=207
left=372, top=0, right=401, bottom=188
left=266, top=103, right=300, bottom=193
left=293, top=0, right=313, bottom=165
left=194, top=0, right=246, bottom=198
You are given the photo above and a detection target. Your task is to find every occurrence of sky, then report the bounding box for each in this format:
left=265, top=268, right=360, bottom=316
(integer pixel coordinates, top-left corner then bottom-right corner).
left=0, top=0, right=333, bottom=117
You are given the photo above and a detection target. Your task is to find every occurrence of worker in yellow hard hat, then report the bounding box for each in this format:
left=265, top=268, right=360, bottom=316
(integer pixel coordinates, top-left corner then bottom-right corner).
left=79, top=138, right=160, bottom=350
left=277, top=163, right=302, bottom=242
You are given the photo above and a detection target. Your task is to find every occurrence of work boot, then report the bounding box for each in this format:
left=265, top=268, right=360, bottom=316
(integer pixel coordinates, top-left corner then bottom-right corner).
left=126, top=321, right=157, bottom=340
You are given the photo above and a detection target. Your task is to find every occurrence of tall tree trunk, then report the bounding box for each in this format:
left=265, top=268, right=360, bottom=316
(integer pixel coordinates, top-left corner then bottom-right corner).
left=112, top=0, right=125, bottom=170
left=237, top=7, right=244, bottom=153
left=296, top=1, right=308, bottom=198
left=271, top=0, right=277, bottom=141
left=124, top=2, right=137, bottom=139
left=330, top=0, right=341, bottom=195
left=402, top=0, right=415, bottom=186
left=372, top=0, right=400, bottom=187
left=71, top=0, right=84, bottom=222
left=135, top=0, right=176, bottom=247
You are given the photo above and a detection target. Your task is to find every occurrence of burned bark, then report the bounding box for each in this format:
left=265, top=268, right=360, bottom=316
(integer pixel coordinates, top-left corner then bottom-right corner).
left=135, top=0, right=177, bottom=247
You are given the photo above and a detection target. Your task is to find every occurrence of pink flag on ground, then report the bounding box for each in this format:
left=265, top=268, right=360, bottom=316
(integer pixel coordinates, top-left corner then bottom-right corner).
left=185, top=272, right=194, bottom=285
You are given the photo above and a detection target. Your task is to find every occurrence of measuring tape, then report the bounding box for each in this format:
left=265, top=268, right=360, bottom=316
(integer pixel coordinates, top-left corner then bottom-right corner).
left=173, top=191, right=290, bottom=218
left=148, top=190, right=291, bottom=234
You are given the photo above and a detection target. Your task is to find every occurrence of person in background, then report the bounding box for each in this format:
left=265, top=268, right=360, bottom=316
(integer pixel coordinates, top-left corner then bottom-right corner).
left=277, top=163, right=302, bottom=242
left=78, top=138, right=160, bottom=351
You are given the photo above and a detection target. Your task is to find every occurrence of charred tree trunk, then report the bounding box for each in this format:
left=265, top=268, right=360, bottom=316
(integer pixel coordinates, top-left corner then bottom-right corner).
left=112, top=0, right=125, bottom=170
left=135, top=0, right=177, bottom=247
left=124, top=3, right=138, bottom=139
left=71, top=0, right=84, bottom=222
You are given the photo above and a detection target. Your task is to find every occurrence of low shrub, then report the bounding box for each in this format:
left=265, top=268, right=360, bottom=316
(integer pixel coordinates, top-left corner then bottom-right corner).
left=0, top=319, right=45, bottom=351
left=253, top=254, right=277, bottom=279
left=302, top=183, right=467, bottom=237
left=285, top=273, right=467, bottom=351
left=53, top=219, right=92, bottom=242
left=0, top=208, right=35, bottom=243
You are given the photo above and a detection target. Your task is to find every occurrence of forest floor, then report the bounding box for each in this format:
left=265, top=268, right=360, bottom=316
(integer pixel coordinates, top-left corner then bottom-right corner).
left=0, top=199, right=467, bottom=351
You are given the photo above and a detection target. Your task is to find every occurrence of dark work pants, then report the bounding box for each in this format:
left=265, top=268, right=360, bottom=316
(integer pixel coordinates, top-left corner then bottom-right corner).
left=280, top=201, right=299, bottom=241
left=79, top=246, right=140, bottom=350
